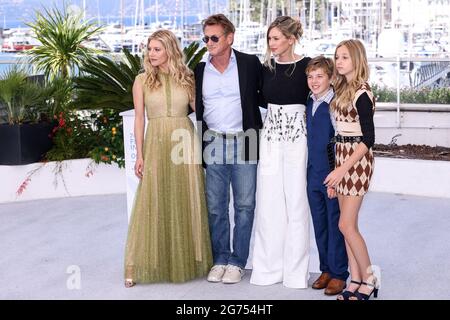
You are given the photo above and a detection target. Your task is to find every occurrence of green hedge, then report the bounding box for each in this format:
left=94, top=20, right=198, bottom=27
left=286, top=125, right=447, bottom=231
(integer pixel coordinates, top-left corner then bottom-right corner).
left=372, top=84, right=450, bottom=104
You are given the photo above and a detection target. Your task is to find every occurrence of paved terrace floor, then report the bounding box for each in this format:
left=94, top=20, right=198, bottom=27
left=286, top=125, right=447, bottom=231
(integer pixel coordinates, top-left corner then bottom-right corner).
left=1, top=192, right=449, bottom=300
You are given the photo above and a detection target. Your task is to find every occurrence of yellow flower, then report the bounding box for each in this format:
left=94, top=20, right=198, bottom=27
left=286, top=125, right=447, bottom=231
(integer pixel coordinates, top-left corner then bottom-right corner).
left=104, top=147, right=109, bottom=152
left=112, top=155, right=117, bottom=159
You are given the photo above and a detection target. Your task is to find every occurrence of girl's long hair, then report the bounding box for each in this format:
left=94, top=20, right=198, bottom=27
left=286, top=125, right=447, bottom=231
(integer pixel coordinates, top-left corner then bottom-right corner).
left=142, top=29, right=195, bottom=101
left=332, top=39, right=371, bottom=111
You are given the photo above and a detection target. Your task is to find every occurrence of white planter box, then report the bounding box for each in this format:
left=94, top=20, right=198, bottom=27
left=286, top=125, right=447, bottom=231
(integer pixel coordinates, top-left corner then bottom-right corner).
left=370, top=157, right=450, bottom=198
left=0, top=158, right=125, bottom=204
left=374, top=103, right=450, bottom=147
left=2, top=126, right=448, bottom=205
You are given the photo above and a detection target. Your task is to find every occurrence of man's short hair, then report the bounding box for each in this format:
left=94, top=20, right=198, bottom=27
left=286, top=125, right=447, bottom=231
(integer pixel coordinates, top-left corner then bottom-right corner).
left=202, top=14, right=235, bottom=34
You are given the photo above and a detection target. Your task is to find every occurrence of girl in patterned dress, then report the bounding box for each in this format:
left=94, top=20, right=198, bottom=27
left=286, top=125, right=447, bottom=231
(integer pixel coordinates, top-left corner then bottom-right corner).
left=324, top=39, right=379, bottom=300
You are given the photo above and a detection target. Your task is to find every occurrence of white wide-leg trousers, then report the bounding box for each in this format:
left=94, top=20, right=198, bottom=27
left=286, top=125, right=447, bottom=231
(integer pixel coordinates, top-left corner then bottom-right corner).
left=250, top=104, right=311, bottom=289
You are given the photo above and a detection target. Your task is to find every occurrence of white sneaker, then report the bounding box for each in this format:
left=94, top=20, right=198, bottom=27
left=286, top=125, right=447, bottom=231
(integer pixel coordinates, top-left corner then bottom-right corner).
left=222, top=265, right=244, bottom=284
left=207, top=265, right=227, bottom=282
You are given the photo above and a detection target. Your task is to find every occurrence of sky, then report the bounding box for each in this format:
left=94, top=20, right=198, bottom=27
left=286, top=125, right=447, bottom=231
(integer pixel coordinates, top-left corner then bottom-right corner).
left=0, top=0, right=227, bottom=28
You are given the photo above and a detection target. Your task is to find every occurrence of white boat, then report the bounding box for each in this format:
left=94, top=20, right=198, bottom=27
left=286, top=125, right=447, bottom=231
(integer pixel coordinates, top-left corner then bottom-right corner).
left=233, top=20, right=266, bottom=55
left=1, top=29, right=40, bottom=52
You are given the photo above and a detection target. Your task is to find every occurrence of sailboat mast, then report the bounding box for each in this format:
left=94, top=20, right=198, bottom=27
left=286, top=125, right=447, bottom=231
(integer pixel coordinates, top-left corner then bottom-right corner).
left=141, top=0, right=144, bottom=26
left=270, top=0, right=277, bottom=26
left=121, top=0, right=124, bottom=34
left=239, top=0, right=243, bottom=27
left=134, top=0, right=139, bottom=27
left=260, top=0, right=264, bottom=26
left=156, top=0, right=159, bottom=24
left=97, top=0, right=101, bottom=25
left=308, top=0, right=315, bottom=40
left=180, top=0, right=185, bottom=47
left=134, top=0, right=145, bottom=27
left=120, top=0, right=125, bottom=51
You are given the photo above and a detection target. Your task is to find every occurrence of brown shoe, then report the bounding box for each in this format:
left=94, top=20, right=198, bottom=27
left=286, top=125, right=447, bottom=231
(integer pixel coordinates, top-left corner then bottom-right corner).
left=324, top=278, right=346, bottom=295
left=312, top=272, right=331, bottom=289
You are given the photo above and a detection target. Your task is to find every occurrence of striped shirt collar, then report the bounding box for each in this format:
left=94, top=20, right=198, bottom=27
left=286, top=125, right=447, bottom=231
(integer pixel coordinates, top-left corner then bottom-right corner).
left=311, top=87, right=334, bottom=105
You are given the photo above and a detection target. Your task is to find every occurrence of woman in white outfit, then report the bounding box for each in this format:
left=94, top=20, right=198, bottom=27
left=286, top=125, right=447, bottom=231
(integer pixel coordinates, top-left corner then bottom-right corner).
left=250, top=16, right=311, bottom=289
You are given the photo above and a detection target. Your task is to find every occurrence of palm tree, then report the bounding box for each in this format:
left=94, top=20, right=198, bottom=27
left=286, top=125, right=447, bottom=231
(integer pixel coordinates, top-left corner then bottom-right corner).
left=70, top=43, right=206, bottom=168
left=72, top=48, right=141, bottom=112
left=72, top=43, right=207, bottom=112
left=26, top=5, right=104, bottom=80
left=41, top=77, right=73, bottom=119
left=184, top=41, right=207, bottom=70
left=0, top=68, right=46, bottom=124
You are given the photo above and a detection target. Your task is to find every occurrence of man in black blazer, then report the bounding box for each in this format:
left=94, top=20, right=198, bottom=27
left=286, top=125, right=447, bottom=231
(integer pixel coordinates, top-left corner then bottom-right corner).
left=194, top=14, right=263, bottom=284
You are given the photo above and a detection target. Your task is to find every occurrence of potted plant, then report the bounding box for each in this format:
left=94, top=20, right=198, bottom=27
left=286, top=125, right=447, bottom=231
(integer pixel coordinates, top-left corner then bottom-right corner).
left=0, top=3, right=104, bottom=166
left=0, top=67, right=60, bottom=165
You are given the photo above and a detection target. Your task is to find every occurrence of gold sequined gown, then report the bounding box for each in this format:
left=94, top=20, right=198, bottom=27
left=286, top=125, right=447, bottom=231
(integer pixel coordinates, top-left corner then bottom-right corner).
left=124, top=73, right=212, bottom=283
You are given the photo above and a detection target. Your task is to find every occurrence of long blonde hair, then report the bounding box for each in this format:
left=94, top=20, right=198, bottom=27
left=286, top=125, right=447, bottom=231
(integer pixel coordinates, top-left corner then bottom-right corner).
left=332, top=39, right=371, bottom=111
left=264, top=16, right=303, bottom=72
left=142, top=29, right=195, bottom=101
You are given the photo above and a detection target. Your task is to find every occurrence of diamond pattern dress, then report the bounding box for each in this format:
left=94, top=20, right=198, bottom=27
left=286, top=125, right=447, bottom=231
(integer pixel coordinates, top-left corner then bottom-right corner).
left=124, top=72, right=212, bottom=283
left=334, top=85, right=375, bottom=196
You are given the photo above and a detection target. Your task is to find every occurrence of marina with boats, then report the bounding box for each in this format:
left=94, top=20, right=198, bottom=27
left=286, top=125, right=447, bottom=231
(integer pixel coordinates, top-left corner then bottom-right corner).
left=1, top=0, right=450, bottom=91
left=1, top=1, right=449, bottom=151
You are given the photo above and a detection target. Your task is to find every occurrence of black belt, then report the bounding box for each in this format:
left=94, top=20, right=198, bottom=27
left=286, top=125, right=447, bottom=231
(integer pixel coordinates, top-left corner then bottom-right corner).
left=327, top=139, right=336, bottom=171
left=326, top=135, right=362, bottom=170
left=326, top=141, right=336, bottom=171
left=333, top=135, right=363, bottom=143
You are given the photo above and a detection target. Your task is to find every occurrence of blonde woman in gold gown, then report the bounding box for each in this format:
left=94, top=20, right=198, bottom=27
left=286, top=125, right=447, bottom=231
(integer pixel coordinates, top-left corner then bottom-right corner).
left=124, top=30, right=212, bottom=287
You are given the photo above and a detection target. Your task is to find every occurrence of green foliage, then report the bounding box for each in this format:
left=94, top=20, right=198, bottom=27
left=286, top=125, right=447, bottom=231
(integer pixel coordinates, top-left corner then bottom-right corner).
left=47, top=42, right=206, bottom=168
left=183, top=41, right=207, bottom=70
left=73, top=43, right=207, bottom=113
left=26, top=4, right=103, bottom=79
left=42, top=77, right=73, bottom=119
left=45, top=109, right=125, bottom=168
left=88, top=110, right=125, bottom=168
left=372, top=84, right=450, bottom=104
left=399, top=87, right=450, bottom=104
left=0, top=67, right=48, bottom=124
left=371, top=84, right=397, bottom=103
left=0, top=68, right=29, bottom=124
left=45, top=111, right=96, bottom=161
left=72, top=49, right=141, bottom=112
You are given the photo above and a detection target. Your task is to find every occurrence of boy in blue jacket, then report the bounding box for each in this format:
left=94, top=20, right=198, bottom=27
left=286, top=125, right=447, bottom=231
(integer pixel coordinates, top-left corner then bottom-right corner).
left=306, top=56, right=348, bottom=295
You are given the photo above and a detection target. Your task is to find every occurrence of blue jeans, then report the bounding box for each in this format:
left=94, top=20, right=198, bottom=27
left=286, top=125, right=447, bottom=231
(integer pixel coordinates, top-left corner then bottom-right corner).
left=204, top=134, right=257, bottom=269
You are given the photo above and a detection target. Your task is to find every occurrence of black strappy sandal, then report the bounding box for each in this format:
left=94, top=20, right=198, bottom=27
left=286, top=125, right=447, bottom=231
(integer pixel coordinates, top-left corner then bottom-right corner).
left=352, top=281, right=379, bottom=300
left=337, top=280, right=362, bottom=300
